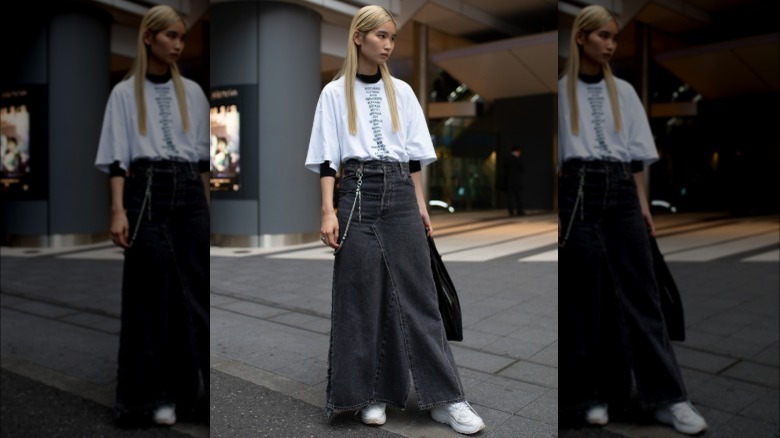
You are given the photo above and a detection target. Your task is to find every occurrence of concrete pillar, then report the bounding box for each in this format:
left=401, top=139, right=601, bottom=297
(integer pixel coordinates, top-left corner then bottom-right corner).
left=412, top=21, right=431, bottom=202
left=1, top=4, right=111, bottom=247
left=210, top=0, right=322, bottom=247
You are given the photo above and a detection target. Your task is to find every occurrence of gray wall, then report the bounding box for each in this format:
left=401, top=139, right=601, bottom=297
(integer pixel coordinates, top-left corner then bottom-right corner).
left=49, top=11, right=111, bottom=234
left=1, top=4, right=111, bottom=242
left=210, top=1, right=321, bottom=240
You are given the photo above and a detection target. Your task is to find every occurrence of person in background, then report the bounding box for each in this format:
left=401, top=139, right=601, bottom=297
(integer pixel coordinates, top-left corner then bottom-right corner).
left=557, top=5, right=707, bottom=435
left=504, top=145, right=525, bottom=216
left=94, top=4, right=210, bottom=428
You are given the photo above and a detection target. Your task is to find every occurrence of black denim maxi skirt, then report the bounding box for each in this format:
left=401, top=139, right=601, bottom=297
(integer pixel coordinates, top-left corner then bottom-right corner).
left=325, top=159, right=465, bottom=417
left=558, top=159, right=687, bottom=416
left=115, top=159, right=209, bottom=425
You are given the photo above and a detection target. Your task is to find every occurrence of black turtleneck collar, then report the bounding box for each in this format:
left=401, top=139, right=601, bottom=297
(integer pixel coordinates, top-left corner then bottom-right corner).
left=356, top=69, right=382, bottom=84
left=147, top=71, right=172, bottom=84
left=578, top=70, right=604, bottom=84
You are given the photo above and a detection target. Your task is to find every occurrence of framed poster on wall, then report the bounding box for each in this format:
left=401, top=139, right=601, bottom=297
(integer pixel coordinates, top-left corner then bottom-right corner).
left=210, top=88, right=242, bottom=192
left=1, top=85, right=47, bottom=199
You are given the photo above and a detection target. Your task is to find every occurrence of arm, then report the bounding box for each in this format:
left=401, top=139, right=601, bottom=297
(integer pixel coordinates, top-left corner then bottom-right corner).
left=411, top=172, right=433, bottom=237
left=633, top=170, right=655, bottom=236
left=110, top=176, right=130, bottom=248
left=320, top=176, right=340, bottom=249
left=200, top=172, right=210, bottom=208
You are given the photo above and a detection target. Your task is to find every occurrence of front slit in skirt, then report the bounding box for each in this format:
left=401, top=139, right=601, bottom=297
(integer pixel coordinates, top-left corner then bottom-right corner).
left=325, top=159, right=464, bottom=417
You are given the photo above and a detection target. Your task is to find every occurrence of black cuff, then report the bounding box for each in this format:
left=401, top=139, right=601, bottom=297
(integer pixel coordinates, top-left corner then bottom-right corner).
left=198, top=160, right=210, bottom=173
left=320, top=161, right=337, bottom=178
left=631, top=161, right=644, bottom=173
left=109, top=161, right=125, bottom=178
left=409, top=160, right=421, bottom=173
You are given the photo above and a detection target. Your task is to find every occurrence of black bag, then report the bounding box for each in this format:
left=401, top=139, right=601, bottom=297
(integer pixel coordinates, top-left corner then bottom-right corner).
left=650, top=236, right=686, bottom=341
left=428, top=235, right=463, bottom=342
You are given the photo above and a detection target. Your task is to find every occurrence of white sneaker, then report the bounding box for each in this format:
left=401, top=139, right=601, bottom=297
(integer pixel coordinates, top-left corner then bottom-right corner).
left=585, top=403, right=609, bottom=425
left=654, top=401, right=707, bottom=435
left=430, top=401, right=485, bottom=435
left=360, top=403, right=386, bottom=425
left=152, top=404, right=176, bottom=426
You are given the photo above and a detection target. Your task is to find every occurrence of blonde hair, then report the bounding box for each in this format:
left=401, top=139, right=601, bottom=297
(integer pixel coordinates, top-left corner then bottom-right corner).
left=564, top=5, right=622, bottom=135
left=127, top=5, right=190, bottom=135
left=334, top=5, right=400, bottom=135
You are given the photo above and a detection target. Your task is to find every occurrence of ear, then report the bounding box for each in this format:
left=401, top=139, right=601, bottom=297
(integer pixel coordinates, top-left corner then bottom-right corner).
left=143, top=30, right=153, bottom=46
left=353, top=30, right=362, bottom=46
left=575, top=30, right=585, bottom=46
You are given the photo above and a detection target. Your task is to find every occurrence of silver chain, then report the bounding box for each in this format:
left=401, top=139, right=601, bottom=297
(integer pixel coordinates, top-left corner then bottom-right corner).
left=128, top=167, right=153, bottom=248
left=560, top=168, right=585, bottom=248
left=333, top=167, right=362, bottom=255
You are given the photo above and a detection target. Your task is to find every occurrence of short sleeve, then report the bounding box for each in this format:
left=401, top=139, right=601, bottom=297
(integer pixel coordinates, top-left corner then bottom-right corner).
left=95, top=85, right=131, bottom=174
left=622, top=82, right=658, bottom=167
left=190, top=83, right=211, bottom=163
left=399, top=81, right=436, bottom=167
left=304, top=87, right=341, bottom=174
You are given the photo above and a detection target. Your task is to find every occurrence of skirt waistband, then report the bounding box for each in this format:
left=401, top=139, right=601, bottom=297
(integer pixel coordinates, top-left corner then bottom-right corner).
left=343, top=159, right=409, bottom=173
left=130, top=159, right=199, bottom=174
left=562, top=159, right=631, bottom=175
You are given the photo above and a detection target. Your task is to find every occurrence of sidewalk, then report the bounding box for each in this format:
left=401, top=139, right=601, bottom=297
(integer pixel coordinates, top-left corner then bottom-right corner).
left=209, top=210, right=558, bottom=437
left=2, top=210, right=778, bottom=437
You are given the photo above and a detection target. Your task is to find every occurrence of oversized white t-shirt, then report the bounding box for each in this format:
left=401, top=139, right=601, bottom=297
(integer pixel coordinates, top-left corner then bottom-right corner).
left=558, top=75, right=658, bottom=170
left=94, top=76, right=210, bottom=173
left=305, top=75, right=437, bottom=174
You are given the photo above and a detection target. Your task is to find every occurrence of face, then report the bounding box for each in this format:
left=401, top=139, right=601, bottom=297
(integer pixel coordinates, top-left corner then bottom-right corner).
left=145, top=20, right=187, bottom=66
left=355, top=20, right=397, bottom=68
left=577, top=19, right=619, bottom=67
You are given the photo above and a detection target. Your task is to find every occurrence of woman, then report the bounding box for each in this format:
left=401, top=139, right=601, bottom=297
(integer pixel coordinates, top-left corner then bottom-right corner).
left=305, top=5, right=484, bottom=435
left=94, top=5, right=210, bottom=427
left=558, top=5, right=707, bottom=435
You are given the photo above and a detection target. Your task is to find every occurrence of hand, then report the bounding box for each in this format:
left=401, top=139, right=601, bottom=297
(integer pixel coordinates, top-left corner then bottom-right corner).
left=421, top=208, right=433, bottom=237
left=641, top=207, right=656, bottom=237
left=321, top=211, right=340, bottom=250
left=110, top=210, right=130, bottom=248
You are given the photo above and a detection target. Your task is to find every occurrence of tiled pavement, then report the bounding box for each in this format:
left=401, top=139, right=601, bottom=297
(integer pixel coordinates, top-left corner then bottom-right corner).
left=1, top=210, right=778, bottom=437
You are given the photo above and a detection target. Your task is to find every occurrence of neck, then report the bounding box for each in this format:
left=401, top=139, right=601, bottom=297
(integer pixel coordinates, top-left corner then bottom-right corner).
left=579, top=58, right=603, bottom=76
left=357, top=59, right=379, bottom=76
left=146, top=58, right=170, bottom=76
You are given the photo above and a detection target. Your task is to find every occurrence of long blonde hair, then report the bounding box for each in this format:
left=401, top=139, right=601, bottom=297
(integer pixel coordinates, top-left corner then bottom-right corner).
left=335, top=5, right=400, bottom=135
left=127, top=5, right=190, bottom=135
left=564, top=5, right=622, bottom=135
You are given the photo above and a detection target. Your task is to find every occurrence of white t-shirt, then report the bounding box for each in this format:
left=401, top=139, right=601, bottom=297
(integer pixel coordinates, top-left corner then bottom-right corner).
left=304, top=75, right=437, bottom=174
left=94, top=76, right=210, bottom=173
left=558, top=75, right=658, bottom=170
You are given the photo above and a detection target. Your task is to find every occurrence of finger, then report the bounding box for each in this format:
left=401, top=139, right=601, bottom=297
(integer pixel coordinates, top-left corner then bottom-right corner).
left=116, top=234, right=129, bottom=248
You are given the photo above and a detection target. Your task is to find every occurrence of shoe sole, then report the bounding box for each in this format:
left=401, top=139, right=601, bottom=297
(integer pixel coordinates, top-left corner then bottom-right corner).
left=361, top=416, right=386, bottom=426
left=655, top=412, right=707, bottom=435
left=586, top=417, right=608, bottom=426
left=431, top=410, right=485, bottom=435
